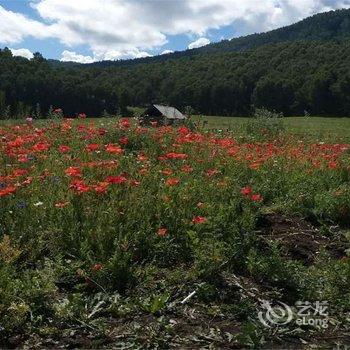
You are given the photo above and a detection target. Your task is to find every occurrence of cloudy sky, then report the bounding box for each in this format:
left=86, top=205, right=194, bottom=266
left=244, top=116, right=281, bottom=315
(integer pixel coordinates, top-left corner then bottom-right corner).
left=1, top=0, right=349, bottom=63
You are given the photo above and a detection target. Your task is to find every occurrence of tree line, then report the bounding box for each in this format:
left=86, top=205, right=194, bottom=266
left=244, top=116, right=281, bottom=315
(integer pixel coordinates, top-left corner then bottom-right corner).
left=1, top=39, right=350, bottom=118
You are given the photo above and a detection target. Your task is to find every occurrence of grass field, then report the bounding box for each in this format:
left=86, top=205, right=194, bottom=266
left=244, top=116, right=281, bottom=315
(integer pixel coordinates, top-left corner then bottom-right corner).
left=192, top=116, right=350, bottom=141
left=0, top=115, right=349, bottom=348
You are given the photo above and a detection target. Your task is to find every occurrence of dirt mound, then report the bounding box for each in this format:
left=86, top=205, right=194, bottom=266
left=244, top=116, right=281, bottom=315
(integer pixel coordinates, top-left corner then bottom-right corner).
left=257, top=214, right=348, bottom=264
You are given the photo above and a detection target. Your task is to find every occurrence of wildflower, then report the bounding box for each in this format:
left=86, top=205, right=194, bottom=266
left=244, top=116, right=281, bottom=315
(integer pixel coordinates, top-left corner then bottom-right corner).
left=129, top=180, right=141, bottom=187
left=93, top=182, right=109, bottom=194
left=32, top=142, right=50, bottom=152
left=119, top=136, right=129, bottom=145
left=55, top=201, right=70, bottom=208
left=65, top=167, right=82, bottom=177
left=206, top=168, right=219, bottom=177
left=165, top=178, right=180, bottom=186
left=249, top=162, right=261, bottom=170
left=105, top=143, right=123, bottom=154
left=119, top=118, right=130, bottom=128
left=91, top=263, right=103, bottom=271
left=178, top=126, right=190, bottom=135
left=59, top=145, right=71, bottom=153
left=192, top=216, right=207, bottom=224
left=165, top=152, right=188, bottom=160
left=86, top=143, right=100, bottom=152
left=17, top=201, right=27, bottom=209
left=12, top=169, right=28, bottom=177
left=251, top=194, right=263, bottom=202
left=138, top=154, right=148, bottom=161
left=157, top=228, right=168, bottom=237
left=0, top=186, right=16, bottom=197
left=241, top=186, right=252, bottom=196
left=69, top=180, right=90, bottom=193
left=161, top=168, right=173, bottom=176
left=139, top=168, right=149, bottom=175
left=181, top=164, right=193, bottom=173
left=106, top=175, right=127, bottom=184
left=328, top=161, right=337, bottom=169
left=22, top=177, right=33, bottom=186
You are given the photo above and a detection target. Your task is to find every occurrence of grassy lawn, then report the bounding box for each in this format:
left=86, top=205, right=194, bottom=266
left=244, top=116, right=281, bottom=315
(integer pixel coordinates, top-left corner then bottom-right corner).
left=192, top=116, right=350, bottom=141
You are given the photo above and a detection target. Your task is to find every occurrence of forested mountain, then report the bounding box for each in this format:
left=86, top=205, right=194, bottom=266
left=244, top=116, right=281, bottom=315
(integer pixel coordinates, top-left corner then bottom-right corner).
left=1, top=9, right=350, bottom=118
left=87, top=8, right=350, bottom=68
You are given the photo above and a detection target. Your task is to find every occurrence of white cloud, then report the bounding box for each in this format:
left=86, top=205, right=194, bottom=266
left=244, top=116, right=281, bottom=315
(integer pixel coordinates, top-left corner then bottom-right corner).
left=96, top=49, right=152, bottom=61
left=1, top=0, right=350, bottom=61
left=10, top=48, right=34, bottom=59
left=60, top=48, right=152, bottom=63
left=61, top=50, right=94, bottom=63
left=188, top=37, right=210, bottom=49
left=0, top=5, right=59, bottom=44
left=161, top=50, right=174, bottom=55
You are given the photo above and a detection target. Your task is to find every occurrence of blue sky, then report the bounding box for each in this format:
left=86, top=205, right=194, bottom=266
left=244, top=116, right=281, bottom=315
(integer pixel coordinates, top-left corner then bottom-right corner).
left=1, top=0, right=349, bottom=62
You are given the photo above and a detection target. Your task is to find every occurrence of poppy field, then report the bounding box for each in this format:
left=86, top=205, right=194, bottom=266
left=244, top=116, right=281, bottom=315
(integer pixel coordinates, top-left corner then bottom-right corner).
left=0, top=116, right=350, bottom=348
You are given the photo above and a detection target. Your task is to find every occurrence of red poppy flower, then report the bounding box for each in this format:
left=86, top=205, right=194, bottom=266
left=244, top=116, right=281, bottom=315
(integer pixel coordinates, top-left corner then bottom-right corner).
left=69, top=180, right=90, bottom=193
left=161, top=168, right=173, bottom=176
left=192, top=216, right=207, bottom=224
left=93, top=182, right=109, bottom=194
left=129, top=180, right=141, bottom=187
left=251, top=194, right=263, bottom=202
left=12, top=169, right=28, bottom=177
left=0, top=186, right=16, bottom=197
left=91, top=263, right=103, bottom=271
left=206, top=168, right=219, bottom=177
left=328, top=161, right=337, bottom=169
left=32, top=142, right=50, bottom=152
left=181, top=165, right=193, bottom=173
left=105, top=143, right=123, bottom=154
left=241, top=186, right=252, bottom=196
left=22, top=177, right=33, bottom=186
left=105, top=175, right=127, bottom=184
left=59, top=145, right=71, bottom=153
left=65, top=167, right=82, bottom=177
left=119, top=136, right=129, bottom=145
left=165, top=152, right=188, bottom=160
left=157, top=228, right=168, bottom=237
left=178, top=126, right=190, bottom=135
left=138, top=153, right=148, bottom=161
left=119, top=118, right=130, bottom=128
left=165, top=178, right=180, bottom=186
left=86, top=143, right=100, bottom=152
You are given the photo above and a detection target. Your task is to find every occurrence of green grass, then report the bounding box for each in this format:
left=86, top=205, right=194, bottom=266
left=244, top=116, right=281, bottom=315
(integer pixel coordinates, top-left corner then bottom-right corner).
left=192, top=116, right=350, bottom=141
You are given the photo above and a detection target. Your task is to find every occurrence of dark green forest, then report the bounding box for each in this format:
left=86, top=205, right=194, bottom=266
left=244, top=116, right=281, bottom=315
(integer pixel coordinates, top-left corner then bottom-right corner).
left=1, top=9, right=350, bottom=118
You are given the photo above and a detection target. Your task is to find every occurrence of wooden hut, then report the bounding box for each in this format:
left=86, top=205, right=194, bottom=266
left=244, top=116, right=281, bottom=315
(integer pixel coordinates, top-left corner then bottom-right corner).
left=139, top=104, right=186, bottom=126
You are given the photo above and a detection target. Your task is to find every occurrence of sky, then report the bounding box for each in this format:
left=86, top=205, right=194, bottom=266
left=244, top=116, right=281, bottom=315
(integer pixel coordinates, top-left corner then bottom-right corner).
left=1, top=0, right=350, bottom=63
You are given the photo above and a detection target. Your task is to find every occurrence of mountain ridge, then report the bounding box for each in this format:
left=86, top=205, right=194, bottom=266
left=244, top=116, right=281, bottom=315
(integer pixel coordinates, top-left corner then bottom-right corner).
left=84, top=8, right=350, bottom=67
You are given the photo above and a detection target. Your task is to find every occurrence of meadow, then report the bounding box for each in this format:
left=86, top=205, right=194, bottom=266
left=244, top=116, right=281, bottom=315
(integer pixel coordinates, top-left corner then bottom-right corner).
left=0, top=115, right=349, bottom=348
